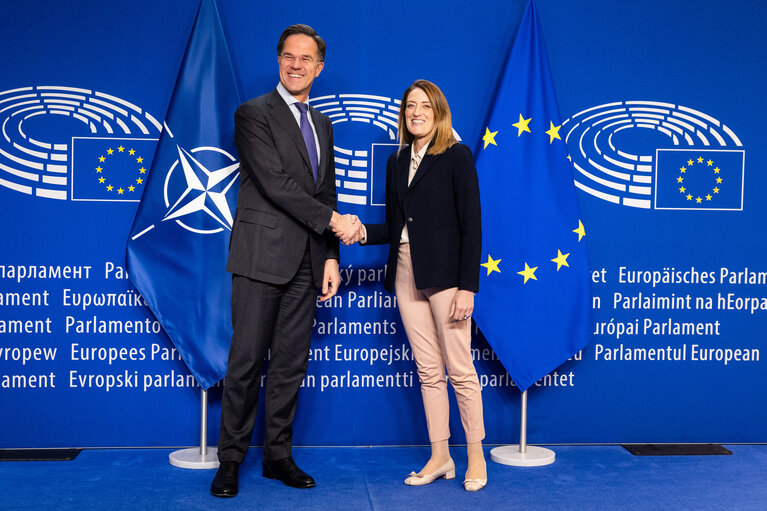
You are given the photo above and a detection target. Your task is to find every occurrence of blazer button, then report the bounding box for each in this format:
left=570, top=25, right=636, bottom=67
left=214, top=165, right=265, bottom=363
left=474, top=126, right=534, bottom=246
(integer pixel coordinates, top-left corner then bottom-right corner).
left=407, top=217, right=413, bottom=222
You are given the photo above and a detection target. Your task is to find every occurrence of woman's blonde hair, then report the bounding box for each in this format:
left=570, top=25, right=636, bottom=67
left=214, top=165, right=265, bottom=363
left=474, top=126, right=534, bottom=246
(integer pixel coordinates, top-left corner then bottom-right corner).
left=397, top=79, right=457, bottom=156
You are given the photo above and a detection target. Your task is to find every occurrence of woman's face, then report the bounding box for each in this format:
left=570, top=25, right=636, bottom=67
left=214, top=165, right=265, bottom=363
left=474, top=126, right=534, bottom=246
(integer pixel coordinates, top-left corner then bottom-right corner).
left=404, top=87, right=434, bottom=142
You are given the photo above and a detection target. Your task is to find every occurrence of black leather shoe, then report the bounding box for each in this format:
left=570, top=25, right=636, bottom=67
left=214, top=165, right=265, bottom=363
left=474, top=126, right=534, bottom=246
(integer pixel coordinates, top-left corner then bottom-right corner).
left=262, top=456, right=315, bottom=488
left=211, top=460, right=239, bottom=497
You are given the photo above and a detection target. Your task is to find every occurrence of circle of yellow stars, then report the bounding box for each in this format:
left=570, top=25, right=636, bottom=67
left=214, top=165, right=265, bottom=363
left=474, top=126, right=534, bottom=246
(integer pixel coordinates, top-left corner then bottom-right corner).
left=95, top=145, right=148, bottom=195
left=676, top=156, right=722, bottom=204
left=481, top=221, right=585, bottom=284
left=481, top=115, right=578, bottom=284
left=482, top=113, right=561, bottom=149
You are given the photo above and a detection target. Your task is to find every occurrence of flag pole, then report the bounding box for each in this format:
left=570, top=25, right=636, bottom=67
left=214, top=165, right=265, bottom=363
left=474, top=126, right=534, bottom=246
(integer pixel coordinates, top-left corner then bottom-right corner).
left=490, top=389, right=555, bottom=466
left=169, top=388, right=219, bottom=469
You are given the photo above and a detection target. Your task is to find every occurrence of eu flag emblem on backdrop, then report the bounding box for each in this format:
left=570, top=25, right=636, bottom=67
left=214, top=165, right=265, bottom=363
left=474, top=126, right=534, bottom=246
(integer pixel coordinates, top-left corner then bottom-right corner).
left=126, top=0, right=240, bottom=389
left=472, top=0, right=592, bottom=392
left=71, top=138, right=157, bottom=202
left=654, top=149, right=744, bottom=210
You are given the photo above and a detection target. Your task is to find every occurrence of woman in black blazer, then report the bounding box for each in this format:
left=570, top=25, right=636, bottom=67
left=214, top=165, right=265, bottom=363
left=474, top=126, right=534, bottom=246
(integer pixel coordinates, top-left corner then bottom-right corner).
left=345, top=80, right=486, bottom=491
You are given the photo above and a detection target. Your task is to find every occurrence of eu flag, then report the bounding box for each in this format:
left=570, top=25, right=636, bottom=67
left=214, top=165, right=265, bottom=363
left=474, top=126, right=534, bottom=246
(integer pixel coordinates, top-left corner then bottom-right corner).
left=71, top=138, right=157, bottom=202
left=654, top=149, right=744, bottom=210
left=472, top=0, right=591, bottom=392
left=126, top=0, right=240, bottom=389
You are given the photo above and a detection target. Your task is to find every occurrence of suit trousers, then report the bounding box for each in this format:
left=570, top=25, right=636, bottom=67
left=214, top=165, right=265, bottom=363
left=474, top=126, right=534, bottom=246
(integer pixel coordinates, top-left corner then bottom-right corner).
left=394, top=243, right=485, bottom=444
left=218, top=250, right=316, bottom=463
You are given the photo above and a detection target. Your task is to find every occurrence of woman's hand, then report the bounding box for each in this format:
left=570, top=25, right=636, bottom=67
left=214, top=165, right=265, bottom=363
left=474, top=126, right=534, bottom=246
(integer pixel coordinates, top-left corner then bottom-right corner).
left=449, top=289, right=474, bottom=322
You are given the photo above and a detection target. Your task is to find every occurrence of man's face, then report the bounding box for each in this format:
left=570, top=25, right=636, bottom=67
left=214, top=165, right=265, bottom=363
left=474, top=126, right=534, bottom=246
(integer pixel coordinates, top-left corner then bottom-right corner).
left=278, top=34, right=324, bottom=101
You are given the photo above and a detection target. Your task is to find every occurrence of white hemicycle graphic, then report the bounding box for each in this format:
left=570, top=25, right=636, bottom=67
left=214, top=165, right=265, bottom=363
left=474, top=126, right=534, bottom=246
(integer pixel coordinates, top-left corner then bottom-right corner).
left=0, top=86, right=162, bottom=200
left=310, top=93, right=401, bottom=206
left=563, top=100, right=743, bottom=209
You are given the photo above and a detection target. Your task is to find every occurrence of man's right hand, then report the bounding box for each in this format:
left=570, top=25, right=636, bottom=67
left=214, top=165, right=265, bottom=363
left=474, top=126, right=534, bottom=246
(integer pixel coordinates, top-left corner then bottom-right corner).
left=330, top=212, right=363, bottom=245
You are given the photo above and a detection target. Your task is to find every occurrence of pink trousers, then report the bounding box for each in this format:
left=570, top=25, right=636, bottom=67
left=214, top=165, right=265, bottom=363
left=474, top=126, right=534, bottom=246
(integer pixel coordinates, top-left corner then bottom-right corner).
left=395, top=243, right=485, bottom=444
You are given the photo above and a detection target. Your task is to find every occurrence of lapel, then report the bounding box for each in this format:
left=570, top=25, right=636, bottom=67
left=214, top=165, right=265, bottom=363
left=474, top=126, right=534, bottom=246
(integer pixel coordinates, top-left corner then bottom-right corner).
left=310, top=106, right=328, bottom=187
left=266, top=89, right=314, bottom=183
left=394, top=147, right=410, bottom=207
left=407, top=140, right=438, bottom=191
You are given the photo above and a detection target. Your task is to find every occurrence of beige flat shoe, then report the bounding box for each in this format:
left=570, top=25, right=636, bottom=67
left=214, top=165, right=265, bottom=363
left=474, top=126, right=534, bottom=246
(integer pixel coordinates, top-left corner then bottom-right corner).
left=404, top=459, right=456, bottom=486
left=463, top=477, right=487, bottom=492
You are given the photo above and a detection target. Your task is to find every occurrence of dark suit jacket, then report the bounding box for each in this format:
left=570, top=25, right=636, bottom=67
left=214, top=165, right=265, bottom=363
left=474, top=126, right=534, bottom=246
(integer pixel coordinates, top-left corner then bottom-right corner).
left=364, top=142, right=481, bottom=294
left=227, top=89, right=339, bottom=288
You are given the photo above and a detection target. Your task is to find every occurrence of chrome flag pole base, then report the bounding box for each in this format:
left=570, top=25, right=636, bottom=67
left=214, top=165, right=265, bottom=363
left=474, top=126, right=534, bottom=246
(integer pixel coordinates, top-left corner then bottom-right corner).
left=169, top=447, right=219, bottom=469
left=490, top=445, right=555, bottom=467
left=169, top=388, right=218, bottom=469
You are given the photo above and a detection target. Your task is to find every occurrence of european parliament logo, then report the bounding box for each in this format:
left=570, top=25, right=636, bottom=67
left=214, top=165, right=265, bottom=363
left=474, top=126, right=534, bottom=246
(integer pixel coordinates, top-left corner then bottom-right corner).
left=0, top=85, right=161, bottom=201
left=562, top=100, right=745, bottom=211
left=309, top=93, right=461, bottom=207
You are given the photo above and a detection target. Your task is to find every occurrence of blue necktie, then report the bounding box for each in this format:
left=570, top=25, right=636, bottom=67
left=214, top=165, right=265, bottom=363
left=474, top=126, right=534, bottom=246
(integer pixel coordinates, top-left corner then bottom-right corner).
left=295, top=102, right=319, bottom=183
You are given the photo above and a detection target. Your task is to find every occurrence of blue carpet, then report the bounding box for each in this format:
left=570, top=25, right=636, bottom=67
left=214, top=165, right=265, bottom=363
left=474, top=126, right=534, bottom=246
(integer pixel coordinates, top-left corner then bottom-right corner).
left=1, top=445, right=765, bottom=510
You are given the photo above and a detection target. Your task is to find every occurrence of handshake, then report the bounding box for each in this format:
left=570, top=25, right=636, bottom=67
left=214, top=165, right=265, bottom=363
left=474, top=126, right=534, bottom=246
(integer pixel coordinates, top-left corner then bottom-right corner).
left=330, top=212, right=364, bottom=246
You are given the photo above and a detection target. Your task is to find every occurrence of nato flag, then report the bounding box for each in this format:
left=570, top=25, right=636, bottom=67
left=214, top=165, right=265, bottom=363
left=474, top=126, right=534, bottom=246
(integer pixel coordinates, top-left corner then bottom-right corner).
left=472, top=0, right=592, bottom=392
left=126, top=0, right=240, bottom=390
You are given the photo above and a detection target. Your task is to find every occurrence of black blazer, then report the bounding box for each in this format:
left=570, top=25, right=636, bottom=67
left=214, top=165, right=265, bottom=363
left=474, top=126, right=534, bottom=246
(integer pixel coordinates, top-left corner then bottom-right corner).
left=364, top=142, right=481, bottom=294
left=227, top=89, right=339, bottom=288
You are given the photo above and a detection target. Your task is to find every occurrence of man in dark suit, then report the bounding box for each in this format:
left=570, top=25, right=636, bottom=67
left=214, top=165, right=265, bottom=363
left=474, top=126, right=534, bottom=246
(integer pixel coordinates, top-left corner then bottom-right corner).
left=211, top=24, right=360, bottom=498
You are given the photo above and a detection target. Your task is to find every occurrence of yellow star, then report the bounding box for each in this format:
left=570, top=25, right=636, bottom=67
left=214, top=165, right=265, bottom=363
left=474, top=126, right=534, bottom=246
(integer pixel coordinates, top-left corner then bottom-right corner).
left=713, top=187, right=720, bottom=194
left=680, top=167, right=686, bottom=173
left=137, top=178, right=143, bottom=184
left=687, top=159, right=694, bottom=166
left=96, top=166, right=102, bottom=173
left=98, top=156, right=105, bottom=162
left=106, top=185, right=113, bottom=191
left=482, top=127, right=498, bottom=149
left=139, top=167, right=146, bottom=174
left=518, top=262, right=538, bottom=284
left=118, top=188, right=124, bottom=195
left=480, top=255, right=502, bottom=276
left=98, top=177, right=105, bottom=184
left=686, top=194, right=693, bottom=200
left=128, top=185, right=135, bottom=192
left=707, top=159, right=713, bottom=166
left=129, top=149, right=136, bottom=155
left=696, top=196, right=702, bottom=203
left=512, top=114, right=532, bottom=136
left=573, top=220, right=585, bottom=242
left=676, top=176, right=684, bottom=183
left=697, top=157, right=703, bottom=163
left=551, top=250, right=570, bottom=271
left=136, top=156, right=144, bottom=163
left=705, top=194, right=712, bottom=201
left=679, top=186, right=686, bottom=193
left=545, top=121, right=561, bottom=143
left=118, top=146, right=124, bottom=152
left=107, top=148, right=114, bottom=155
left=714, top=167, right=720, bottom=173
left=716, top=177, right=722, bottom=184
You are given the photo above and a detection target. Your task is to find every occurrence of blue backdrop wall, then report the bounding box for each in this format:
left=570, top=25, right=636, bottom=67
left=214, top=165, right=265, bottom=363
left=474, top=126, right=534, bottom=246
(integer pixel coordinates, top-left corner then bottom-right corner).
left=1, top=0, right=766, bottom=447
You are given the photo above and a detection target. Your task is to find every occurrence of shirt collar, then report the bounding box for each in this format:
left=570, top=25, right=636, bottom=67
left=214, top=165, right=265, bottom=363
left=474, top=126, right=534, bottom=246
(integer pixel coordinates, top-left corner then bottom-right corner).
left=276, top=82, right=307, bottom=108
left=410, top=141, right=429, bottom=163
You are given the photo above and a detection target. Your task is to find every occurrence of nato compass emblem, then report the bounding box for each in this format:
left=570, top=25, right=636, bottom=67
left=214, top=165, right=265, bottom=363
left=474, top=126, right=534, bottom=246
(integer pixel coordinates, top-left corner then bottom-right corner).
left=130, top=127, right=239, bottom=243
left=563, top=101, right=744, bottom=210
left=161, top=144, right=239, bottom=234
left=0, top=85, right=161, bottom=201
left=309, top=93, right=461, bottom=207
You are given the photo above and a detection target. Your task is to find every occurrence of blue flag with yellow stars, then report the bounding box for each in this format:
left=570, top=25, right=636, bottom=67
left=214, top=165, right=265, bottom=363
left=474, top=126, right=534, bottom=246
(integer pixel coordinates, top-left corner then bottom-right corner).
left=473, top=0, right=591, bottom=392
left=126, top=0, right=240, bottom=389
left=654, top=149, right=744, bottom=210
